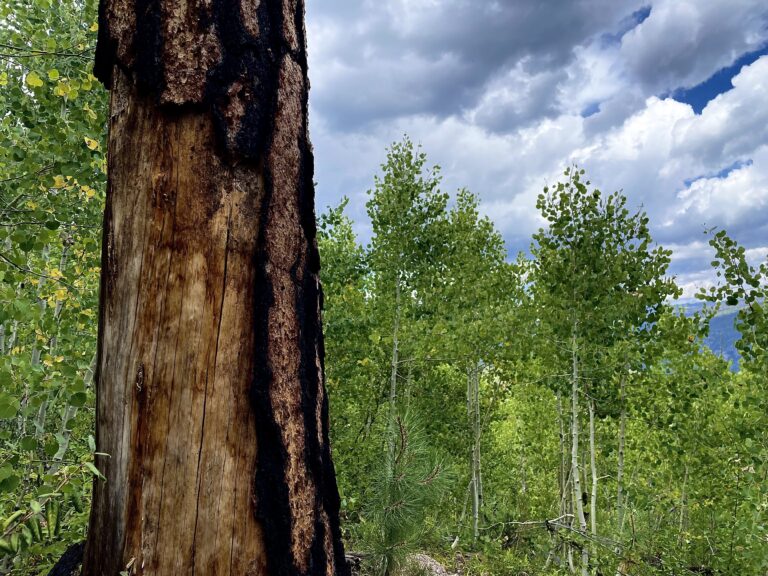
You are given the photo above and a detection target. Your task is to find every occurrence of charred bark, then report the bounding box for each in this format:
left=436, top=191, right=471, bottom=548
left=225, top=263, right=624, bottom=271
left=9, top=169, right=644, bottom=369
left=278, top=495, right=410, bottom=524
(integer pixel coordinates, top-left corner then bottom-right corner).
left=83, top=0, right=348, bottom=575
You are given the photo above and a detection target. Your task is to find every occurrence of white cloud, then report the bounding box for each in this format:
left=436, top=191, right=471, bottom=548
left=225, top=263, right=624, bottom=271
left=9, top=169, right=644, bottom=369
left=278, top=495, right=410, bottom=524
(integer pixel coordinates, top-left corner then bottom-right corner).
left=307, top=1, right=768, bottom=292
left=674, top=149, right=768, bottom=230
left=620, top=0, right=768, bottom=91
left=672, top=57, right=768, bottom=165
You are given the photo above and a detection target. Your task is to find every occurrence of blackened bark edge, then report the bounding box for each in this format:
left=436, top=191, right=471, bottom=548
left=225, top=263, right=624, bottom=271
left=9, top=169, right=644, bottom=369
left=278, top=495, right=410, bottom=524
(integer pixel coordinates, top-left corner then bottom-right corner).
left=85, top=0, right=349, bottom=574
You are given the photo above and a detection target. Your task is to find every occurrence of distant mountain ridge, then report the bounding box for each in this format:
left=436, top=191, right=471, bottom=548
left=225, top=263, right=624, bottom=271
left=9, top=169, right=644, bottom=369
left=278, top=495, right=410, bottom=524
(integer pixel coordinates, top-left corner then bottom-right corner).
left=679, top=301, right=741, bottom=369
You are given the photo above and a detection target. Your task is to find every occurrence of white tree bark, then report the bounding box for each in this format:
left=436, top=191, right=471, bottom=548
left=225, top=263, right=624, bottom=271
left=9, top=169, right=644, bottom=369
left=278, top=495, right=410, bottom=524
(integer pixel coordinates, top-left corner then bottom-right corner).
left=570, top=327, right=589, bottom=576
left=386, top=280, right=401, bottom=480
left=589, top=397, right=598, bottom=537
left=616, top=374, right=627, bottom=535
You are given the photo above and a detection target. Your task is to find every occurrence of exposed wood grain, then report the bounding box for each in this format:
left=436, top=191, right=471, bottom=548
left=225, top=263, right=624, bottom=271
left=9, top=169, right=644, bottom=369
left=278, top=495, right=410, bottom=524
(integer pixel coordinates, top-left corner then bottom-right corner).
left=83, top=0, right=348, bottom=574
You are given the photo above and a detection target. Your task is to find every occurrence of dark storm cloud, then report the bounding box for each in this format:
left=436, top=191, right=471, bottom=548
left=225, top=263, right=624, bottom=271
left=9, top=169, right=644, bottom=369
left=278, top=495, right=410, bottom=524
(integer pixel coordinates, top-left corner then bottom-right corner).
left=307, top=0, right=646, bottom=131
left=620, top=0, right=768, bottom=93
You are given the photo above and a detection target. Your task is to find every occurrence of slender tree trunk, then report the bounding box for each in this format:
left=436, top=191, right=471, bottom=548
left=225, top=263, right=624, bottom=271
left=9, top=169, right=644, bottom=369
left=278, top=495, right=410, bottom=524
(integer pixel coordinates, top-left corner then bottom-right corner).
left=404, top=360, right=413, bottom=412
left=570, top=329, right=588, bottom=576
left=82, top=1, right=348, bottom=574
left=616, top=374, right=626, bottom=535
left=678, top=463, right=689, bottom=545
left=35, top=243, right=71, bottom=438
left=589, top=397, right=597, bottom=537
left=468, top=364, right=482, bottom=543
left=50, top=353, right=97, bottom=473
left=614, top=375, right=627, bottom=576
left=386, top=280, right=401, bottom=479
left=557, top=392, right=567, bottom=514
left=6, top=321, right=17, bottom=355
left=557, top=392, right=572, bottom=570
left=22, top=246, right=50, bottom=439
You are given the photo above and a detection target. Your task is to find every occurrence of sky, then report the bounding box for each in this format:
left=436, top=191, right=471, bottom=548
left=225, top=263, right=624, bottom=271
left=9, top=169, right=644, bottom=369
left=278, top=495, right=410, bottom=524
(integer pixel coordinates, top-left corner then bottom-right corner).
left=304, top=0, right=768, bottom=299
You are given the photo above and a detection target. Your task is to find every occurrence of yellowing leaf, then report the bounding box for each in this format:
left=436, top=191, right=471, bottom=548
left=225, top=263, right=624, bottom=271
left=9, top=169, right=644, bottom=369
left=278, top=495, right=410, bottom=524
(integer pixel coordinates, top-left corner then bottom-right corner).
left=53, top=175, right=66, bottom=188
left=89, top=22, right=99, bottom=32
left=54, top=82, right=70, bottom=97
left=84, top=137, right=99, bottom=151
left=0, top=72, right=7, bottom=86
left=25, top=71, right=44, bottom=88
left=49, top=268, right=64, bottom=279
left=47, top=69, right=59, bottom=81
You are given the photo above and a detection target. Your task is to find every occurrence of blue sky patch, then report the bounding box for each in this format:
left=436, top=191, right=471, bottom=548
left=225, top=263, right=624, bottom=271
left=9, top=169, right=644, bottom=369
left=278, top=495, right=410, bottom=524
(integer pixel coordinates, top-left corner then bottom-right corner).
left=600, top=5, right=652, bottom=46
left=683, top=159, right=754, bottom=188
left=580, top=102, right=601, bottom=118
left=672, top=46, right=768, bottom=113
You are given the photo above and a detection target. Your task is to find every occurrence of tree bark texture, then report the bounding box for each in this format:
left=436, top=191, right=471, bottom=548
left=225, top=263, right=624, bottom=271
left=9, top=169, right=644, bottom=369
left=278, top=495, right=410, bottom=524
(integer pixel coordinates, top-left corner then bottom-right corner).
left=570, top=329, right=588, bottom=576
left=616, top=375, right=626, bottom=536
left=83, top=1, right=348, bottom=575
left=468, top=364, right=482, bottom=544
left=588, top=397, right=597, bottom=537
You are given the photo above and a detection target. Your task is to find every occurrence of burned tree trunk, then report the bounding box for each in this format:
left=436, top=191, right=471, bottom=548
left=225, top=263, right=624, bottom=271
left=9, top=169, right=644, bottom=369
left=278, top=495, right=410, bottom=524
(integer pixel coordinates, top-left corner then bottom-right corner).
left=82, top=0, right=348, bottom=574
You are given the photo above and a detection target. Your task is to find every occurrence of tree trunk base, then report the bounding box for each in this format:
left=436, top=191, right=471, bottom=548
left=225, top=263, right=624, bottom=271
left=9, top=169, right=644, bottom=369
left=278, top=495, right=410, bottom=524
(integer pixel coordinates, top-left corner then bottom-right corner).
left=47, top=542, right=84, bottom=576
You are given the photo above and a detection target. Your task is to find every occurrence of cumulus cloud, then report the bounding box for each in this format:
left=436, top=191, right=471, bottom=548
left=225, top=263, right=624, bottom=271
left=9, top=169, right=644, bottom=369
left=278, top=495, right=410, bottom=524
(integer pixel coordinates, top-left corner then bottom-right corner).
left=306, top=0, right=768, bottom=290
left=620, top=0, right=768, bottom=92
left=672, top=57, right=768, bottom=165
left=307, top=0, right=646, bottom=130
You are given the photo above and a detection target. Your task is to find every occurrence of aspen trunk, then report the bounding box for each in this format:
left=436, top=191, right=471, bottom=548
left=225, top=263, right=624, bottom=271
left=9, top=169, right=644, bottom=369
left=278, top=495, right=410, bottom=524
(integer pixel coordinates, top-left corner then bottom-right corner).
left=570, top=329, right=588, bottom=576
left=556, top=392, right=572, bottom=569
left=589, top=397, right=597, bottom=537
left=386, top=281, right=401, bottom=478
left=83, top=1, right=348, bottom=574
left=557, top=392, right=567, bottom=515
left=50, top=353, right=97, bottom=472
left=614, top=375, right=627, bottom=576
left=616, top=375, right=626, bottom=536
left=678, top=463, right=689, bottom=545
left=468, top=364, right=482, bottom=543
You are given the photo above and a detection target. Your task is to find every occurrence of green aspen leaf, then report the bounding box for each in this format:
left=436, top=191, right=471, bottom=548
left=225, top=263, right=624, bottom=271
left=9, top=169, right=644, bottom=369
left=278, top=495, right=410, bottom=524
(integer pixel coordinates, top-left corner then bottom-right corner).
left=0, top=368, right=11, bottom=387
left=0, top=467, right=12, bottom=482
left=20, top=436, right=37, bottom=451
left=0, top=397, right=19, bottom=419
left=43, top=440, right=59, bottom=457
left=0, top=474, right=20, bottom=494
left=69, top=392, right=87, bottom=407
